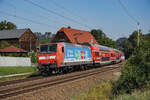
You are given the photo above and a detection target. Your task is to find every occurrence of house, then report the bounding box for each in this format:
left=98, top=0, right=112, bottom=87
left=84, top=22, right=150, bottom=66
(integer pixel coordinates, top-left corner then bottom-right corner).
left=34, top=32, right=42, bottom=38
left=0, top=45, right=27, bottom=56
left=51, top=27, right=98, bottom=44
left=45, top=32, right=52, bottom=38
left=0, top=28, right=37, bottom=52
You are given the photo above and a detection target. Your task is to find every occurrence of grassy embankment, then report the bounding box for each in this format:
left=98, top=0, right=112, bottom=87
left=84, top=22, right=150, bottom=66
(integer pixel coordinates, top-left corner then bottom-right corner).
left=115, top=90, right=150, bottom=100
left=0, top=67, right=36, bottom=76
left=72, top=81, right=112, bottom=100
left=72, top=81, right=150, bottom=100
left=0, top=67, right=39, bottom=82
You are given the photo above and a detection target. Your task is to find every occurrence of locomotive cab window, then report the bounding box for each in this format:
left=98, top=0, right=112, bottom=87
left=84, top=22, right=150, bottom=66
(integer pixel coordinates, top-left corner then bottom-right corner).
left=48, top=44, right=57, bottom=53
left=40, top=44, right=57, bottom=53
left=40, top=45, right=48, bottom=53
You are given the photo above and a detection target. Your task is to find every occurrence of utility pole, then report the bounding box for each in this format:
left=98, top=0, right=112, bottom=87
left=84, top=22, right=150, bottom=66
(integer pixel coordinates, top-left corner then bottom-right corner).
left=30, top=35, right=32, bottom=52
left=137, top=22, right=140, bottom=47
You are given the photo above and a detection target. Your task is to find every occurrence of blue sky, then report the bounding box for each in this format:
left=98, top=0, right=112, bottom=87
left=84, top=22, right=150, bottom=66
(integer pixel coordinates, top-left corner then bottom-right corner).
left=0, top=0, right=150, bottom=40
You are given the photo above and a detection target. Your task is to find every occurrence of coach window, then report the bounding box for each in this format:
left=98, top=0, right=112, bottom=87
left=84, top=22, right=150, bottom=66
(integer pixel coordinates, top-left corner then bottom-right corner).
left=99, top=52, right=101, bottom=56
left=95, top=52, right=99, bottom=57
left=111, top=53, right=113, bottom=57
left=112, top=53, right=115, bottom=57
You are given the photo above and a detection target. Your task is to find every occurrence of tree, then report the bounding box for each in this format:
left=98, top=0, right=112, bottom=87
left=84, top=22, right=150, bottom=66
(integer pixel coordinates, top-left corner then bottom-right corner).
left=90, top=29, right=116, bottom=48
left=0, top=20, right=17, bottom=30
left=91, top=29, right=106, bottom=41
left=128, top=30, right=143, bottom=48
left=113, top=31, right=150, bottom=95
left=116, top=30, right=143, bottom=58
left=0, top=41, right=10, bottom=49
left=116, top=37, right=132, bottom=58
left=116, top=37, right=128, bottom=47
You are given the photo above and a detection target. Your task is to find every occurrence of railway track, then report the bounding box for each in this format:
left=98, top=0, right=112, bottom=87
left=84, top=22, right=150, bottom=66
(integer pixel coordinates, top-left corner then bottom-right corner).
left=0, top=76, right=43, bottom=87
left=0, top=63, right=122, bottom=99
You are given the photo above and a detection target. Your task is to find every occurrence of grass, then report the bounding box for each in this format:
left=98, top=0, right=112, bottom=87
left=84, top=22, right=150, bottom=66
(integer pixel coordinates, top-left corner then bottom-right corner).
left=114, top=89, right=150, bottom=100
left=0, top=74, right=30, bottom=82
left=72, top=80, right=150, bottom=100
left=0, top=70, right=40, bottom=82
left=0, top=66, right=37, bottom=76
left=72, top=81, right=112, bottom=100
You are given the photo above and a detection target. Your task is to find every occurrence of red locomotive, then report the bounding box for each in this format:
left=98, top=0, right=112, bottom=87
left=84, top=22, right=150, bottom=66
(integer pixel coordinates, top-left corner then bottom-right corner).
left=38, top=42, right=124, bottom=76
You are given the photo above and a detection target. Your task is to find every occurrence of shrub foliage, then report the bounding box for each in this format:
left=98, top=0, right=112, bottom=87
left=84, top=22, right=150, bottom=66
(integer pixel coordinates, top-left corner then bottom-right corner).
left=113, top=32, right=150, bottom=95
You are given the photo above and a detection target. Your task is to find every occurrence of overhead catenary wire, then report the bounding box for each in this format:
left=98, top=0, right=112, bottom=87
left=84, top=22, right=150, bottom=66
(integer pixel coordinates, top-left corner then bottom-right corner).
left=24, top=0, right=92, bottom=29
left=49, top=0, right=88, bottom=22
left=6, top=1, right=68, bottom=26
left=0, top=10, right=57, bottom=28
left=49, top=0, right=101, bottom=29
left=6, top=1, right=69, bottom=27
left=117, top=0, right=140, bottom=46
left=117, top=0, right=139, bottom=24
left=48, top=0, right=97, bottom=29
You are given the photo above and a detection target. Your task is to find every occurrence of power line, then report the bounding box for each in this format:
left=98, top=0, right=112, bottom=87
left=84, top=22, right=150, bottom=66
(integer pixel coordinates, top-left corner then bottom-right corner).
left=117, top=0, right=139, bottom=23
left=49, top=0, right=100, bottom=29
left=24, top=0, right=92, bottom=29
left=49, top=0, right=88, bottom=22
left=117, top=0, right=140, bottom=47
left=0, top=10, right=56, bottom=28
left=48, top=0, right=96, bottom=28
left=7, top=1, right=69, bottom=27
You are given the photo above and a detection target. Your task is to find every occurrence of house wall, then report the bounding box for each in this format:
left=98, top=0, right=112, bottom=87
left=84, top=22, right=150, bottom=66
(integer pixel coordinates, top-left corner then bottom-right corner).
left=0, top=29, right=37, bottom=52
left=51, top=32, right=70, bottom=43
left=19, top=29, right=37, bottom=52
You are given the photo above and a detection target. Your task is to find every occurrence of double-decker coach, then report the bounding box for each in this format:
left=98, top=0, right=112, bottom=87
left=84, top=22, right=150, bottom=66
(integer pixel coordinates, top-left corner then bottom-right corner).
left=85, top=43, right=112, bottom=65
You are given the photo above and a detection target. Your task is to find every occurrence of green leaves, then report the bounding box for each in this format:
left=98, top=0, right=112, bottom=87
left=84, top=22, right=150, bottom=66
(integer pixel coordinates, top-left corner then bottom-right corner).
left=0, top=20, right=17, bottom=30
left=113, top=31, right=150, bottom=94
left=0, top=41, right=10, bottom=49
left=90, top=29, right=116, bottom=48
left=113, top=47, right=150, bottom=95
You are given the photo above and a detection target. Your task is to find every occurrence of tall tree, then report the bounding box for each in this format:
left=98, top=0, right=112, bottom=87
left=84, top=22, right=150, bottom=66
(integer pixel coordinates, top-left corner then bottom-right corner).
left=128, top=30, right=143, bottom=47
left=0, top=20, right=17, bottom=30
left=116, top=30, right=143, bottom=58
left=90, top=29, right=116, bottom=48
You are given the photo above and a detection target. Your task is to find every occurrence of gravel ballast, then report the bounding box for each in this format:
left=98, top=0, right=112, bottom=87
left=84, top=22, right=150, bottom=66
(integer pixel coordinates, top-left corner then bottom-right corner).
left=6, top=67, right=121, bottom=100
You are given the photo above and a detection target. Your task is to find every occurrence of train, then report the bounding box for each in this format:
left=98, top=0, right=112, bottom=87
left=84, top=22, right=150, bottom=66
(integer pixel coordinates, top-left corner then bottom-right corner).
left=37, top=42, right=125, bottom=76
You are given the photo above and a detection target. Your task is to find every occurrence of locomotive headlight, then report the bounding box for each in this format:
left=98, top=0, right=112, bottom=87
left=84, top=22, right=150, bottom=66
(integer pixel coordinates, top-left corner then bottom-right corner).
left=39, top=57, right=46, bottom=60
left=49, top=56, right=56, bottom=59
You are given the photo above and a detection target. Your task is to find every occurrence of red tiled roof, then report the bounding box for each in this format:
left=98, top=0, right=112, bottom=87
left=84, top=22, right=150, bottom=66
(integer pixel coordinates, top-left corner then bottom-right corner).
left=0, top=46, right=27, bottom=52
left=58, top=27, right=98, bottom=44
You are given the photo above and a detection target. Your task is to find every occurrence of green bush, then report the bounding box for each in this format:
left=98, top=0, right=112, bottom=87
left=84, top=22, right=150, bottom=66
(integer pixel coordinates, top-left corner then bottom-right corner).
left=3, top=53, right=28, bottom=57
left=112, top=48, right=150, bottom=95
left=21, top=53, right=28, bottom=57
left=114, top=89, right=150, bottom=100
left=28, top=51, right=38, bottom=64
left=0, top=41, right=10, bottom=49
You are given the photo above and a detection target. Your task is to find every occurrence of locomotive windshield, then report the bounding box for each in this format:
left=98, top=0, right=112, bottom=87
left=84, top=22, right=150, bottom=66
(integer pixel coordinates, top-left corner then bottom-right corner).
left=40, top=44, right=57, bottom=53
